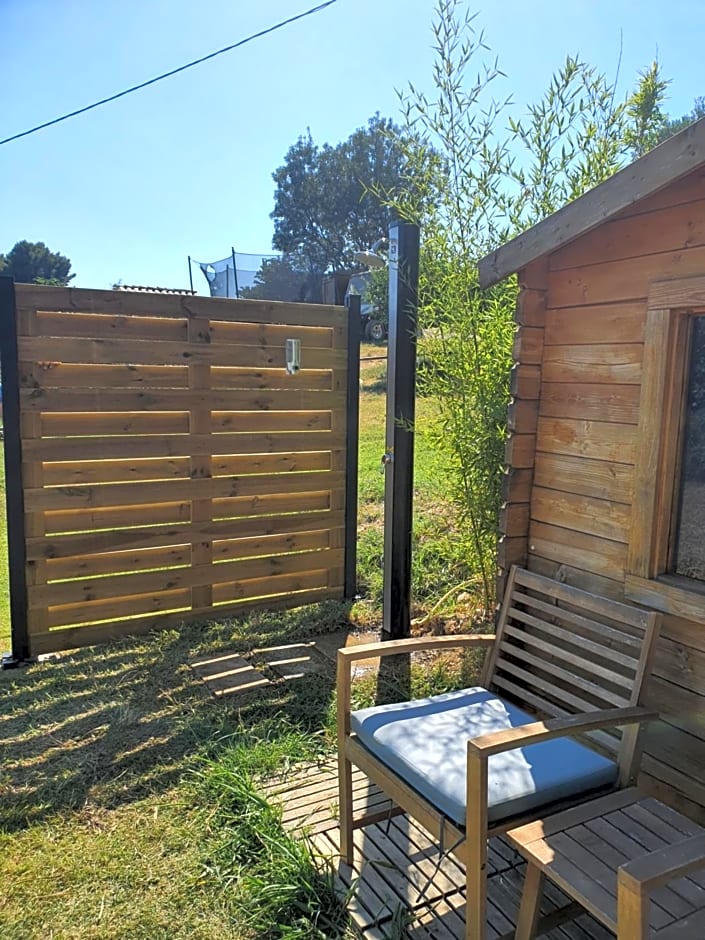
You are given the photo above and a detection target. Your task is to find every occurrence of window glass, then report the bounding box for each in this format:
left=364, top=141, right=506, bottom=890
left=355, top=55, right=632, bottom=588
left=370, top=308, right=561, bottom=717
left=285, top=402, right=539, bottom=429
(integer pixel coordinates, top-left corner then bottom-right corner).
left=673, top=317, right=705, bottom=581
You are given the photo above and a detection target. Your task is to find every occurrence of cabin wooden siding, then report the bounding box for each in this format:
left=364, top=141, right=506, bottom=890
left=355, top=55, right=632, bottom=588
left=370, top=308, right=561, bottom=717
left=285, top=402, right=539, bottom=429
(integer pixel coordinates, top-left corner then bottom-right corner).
left=500, top=166, right=705, bottom=824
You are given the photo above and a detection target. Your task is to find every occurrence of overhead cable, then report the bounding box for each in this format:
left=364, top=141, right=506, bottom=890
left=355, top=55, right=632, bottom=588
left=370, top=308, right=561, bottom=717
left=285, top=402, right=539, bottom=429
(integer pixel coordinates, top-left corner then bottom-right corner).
left=0, top=0, right=338, bottom=147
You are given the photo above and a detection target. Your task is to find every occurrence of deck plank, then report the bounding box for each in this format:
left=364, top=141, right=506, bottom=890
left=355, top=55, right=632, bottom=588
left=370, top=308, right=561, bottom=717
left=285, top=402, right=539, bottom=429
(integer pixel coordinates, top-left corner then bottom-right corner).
left=263, top=758, right=611, bottom=938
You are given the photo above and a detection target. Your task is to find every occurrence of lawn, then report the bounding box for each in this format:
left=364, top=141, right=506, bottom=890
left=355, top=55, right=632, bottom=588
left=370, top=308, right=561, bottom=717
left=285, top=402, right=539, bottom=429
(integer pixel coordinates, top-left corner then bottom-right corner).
left=0, top=345, right=480, bottom=939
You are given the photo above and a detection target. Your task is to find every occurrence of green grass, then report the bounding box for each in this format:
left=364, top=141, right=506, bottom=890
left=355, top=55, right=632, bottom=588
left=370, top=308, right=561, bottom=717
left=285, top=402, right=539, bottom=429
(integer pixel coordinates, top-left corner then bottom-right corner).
left=0, top=348, right=487, bottom=938
left=355, top=344, right=475, bottom=619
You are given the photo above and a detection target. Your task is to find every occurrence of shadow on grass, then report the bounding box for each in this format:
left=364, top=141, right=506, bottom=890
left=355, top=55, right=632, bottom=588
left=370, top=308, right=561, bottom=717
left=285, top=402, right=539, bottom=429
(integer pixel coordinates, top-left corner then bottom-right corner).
left=0, top=600, right=353, bottom=832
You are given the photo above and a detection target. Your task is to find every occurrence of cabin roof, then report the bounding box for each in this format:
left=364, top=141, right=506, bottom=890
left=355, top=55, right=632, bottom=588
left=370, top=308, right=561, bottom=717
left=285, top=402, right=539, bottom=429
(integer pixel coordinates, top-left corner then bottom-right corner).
left=478, top=116, right=705, bottom=289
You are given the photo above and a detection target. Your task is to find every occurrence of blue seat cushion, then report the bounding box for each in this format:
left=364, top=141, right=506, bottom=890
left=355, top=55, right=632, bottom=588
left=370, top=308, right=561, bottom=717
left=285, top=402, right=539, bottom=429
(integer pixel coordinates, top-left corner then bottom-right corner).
left=350, top=686, right=618, bottom=826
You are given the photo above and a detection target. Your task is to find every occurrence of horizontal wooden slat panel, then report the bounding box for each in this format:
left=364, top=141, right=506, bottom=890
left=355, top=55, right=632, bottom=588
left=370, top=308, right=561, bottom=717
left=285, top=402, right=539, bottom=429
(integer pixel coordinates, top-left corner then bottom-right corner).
left=646, top=676, right=705, bottom=740
left=16, top=285, right=346, bottom=326
left=41, top=456, right=191, bottom=486
left=38, top=451, right=331, bottom=487
left=209, top=367, right=336, bottom=391
left=652, top=635, right=705, bottom=696
left=29, top=509, right=344, bottom=561
left=44, top=501, right=192, bottom=534
left=24, top=430, right=343, bottom=461
left=543, top=303, right=646, bottom=346
left=212, top=411, right=332, bottom=432
left=29, top=547, right=344, bottom=607
left=547, top=244, right=705, bottom=308
left=536, top=417, right=636, bottom=464
left=26, top=311, right=340, bottom=349
left=25, top=469, right=345, bottom=511
left=42, top=490, right=333, bottom=535
left=208, top=320, right=335, bottom=348
left=211, top=451, right=331, bottom=477
left=212, top=528, right=332, bottom=563
left=29, top=586, right=344, bottom=655
left=533, top=453, right=633, bottom=503
left=532, top=486, right=630, bottom=542
left=528, top=521, right=627, bottom=581
left=45, top=529, right=333, bottom=586
left=24, top=362, right=336, bottom=392
left=20, top=384, right=345, bottom=413
left=212, top=490, right=335, bottom=519
left=539, top=383, right=640, bottom=423
left=47, top=543, right=191, bottom=580
left=47, top=589, right=192, bottom=628
left=24, top=362, right=190, bottom=389
left=31, top=310, right=189, bottom=341
left=542, top=344, right=642, bottom=384
left=212, top=568, right=330, bottom=604
left=18, top=336, right=344, bottom=371
left=527, top=555, right=626, bottom=601
left=37, top=412, right=190, bottom=437
left=550, top=198, right=705, bottom=271
left=17, top=284, right=349, bottom=656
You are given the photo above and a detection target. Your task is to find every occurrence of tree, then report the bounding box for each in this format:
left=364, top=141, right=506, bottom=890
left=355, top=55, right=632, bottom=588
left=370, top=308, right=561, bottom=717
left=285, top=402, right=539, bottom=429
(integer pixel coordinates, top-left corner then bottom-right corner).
left=270, top=114, right=434, bottom=272
left=655, top=95, right=705, bottom=145
left=382, top=0, right=677, bottom=611
left=239, top=254, right=322, bottom=303
left=624, top=61, right=670, bottom=157
left=0, top=240, right=74, bottom=286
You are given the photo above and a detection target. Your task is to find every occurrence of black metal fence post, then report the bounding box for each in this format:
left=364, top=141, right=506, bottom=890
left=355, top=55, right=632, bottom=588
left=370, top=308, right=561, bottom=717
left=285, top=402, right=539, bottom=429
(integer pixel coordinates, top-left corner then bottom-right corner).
left=382, top=222, right=420, bottom=640
left=344, top=293, right=361, bottom=599
left=0, top=277, right=30, bottom=664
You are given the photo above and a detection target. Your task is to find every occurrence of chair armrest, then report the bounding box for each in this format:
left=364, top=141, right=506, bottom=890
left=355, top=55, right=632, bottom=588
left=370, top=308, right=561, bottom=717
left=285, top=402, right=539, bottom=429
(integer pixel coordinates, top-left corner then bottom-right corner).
left=337, top=634, right=495, bottom=666
left=467, top=706, right=659, bottom=758
left=619, top=833, right=705, bottom=893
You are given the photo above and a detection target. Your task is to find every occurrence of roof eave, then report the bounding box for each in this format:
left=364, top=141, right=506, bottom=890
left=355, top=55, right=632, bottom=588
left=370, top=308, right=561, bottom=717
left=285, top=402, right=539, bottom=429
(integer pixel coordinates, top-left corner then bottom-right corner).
left=478, top=116, right=705, bottom=289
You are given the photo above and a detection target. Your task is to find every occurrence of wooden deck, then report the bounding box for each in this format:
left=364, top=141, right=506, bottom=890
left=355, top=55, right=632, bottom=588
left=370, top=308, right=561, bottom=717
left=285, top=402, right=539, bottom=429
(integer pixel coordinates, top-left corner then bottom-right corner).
left=265, top=759, right=613, bottom=939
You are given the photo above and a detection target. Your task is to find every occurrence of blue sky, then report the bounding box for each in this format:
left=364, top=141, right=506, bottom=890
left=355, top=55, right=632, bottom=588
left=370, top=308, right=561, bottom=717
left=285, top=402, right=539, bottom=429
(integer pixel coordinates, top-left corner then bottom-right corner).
left=1, top=0, right=703, bottom=293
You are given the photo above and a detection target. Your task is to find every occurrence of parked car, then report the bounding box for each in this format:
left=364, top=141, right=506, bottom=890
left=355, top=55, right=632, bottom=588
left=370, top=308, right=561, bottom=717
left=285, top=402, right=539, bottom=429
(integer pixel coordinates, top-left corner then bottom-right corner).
left=344, top=272, right=387, bottom=341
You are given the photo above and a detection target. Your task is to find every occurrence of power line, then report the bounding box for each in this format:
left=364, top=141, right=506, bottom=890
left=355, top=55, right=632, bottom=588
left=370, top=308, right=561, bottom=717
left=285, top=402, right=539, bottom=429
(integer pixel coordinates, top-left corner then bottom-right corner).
left=0, top=0, right=338, bottom=147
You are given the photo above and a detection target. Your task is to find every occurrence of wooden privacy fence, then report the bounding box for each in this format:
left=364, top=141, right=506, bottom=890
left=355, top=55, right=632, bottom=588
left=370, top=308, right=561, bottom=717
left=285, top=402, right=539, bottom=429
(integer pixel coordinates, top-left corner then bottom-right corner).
left=0, top=281, right=360, bottom=658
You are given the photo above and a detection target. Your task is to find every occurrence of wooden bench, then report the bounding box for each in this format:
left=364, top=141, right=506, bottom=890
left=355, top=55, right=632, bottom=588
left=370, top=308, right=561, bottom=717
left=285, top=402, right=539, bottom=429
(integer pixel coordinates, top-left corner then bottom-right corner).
left=507, top=788, right=705, bottom=938
left=337, top=566, right=662, bottom=939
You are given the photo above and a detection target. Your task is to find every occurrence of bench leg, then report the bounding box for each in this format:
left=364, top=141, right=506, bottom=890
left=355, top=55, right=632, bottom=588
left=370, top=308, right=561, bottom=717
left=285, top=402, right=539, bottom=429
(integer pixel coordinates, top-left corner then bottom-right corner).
left=338, top=751, right=354, bottom=865
left=515, top=863, right=545, bottom=940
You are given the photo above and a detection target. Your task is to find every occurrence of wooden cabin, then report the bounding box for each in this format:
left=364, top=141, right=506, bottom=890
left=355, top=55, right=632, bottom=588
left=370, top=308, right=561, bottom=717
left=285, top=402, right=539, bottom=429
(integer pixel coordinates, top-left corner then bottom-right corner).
left=478, top=116, right=705, bottom=824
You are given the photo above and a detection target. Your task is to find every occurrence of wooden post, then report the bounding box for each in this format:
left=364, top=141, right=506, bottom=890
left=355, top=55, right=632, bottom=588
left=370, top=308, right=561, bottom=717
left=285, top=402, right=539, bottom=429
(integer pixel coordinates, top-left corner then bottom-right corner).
left=0, top=277, right=29, bottom=663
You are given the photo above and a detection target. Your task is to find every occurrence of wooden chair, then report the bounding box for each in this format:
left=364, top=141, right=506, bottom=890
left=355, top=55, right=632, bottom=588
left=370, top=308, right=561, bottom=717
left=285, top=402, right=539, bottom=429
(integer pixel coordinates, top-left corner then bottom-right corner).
left=336, top=566, right=662, bottom=940
left=507, top=788, right=705, bottom=938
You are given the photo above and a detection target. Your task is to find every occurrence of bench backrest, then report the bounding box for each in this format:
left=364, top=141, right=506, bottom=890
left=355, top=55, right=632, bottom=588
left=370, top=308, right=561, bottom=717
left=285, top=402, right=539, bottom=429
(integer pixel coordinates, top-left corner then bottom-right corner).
left=482, top=566, right=661, bottom=769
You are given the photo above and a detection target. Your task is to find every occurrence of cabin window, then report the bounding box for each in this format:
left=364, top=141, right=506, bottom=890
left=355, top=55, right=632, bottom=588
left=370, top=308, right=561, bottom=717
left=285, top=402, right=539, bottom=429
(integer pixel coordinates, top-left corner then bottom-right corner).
left=671, top=316, right=705, bottom=583
left=625, top=277, right=705, bottom=624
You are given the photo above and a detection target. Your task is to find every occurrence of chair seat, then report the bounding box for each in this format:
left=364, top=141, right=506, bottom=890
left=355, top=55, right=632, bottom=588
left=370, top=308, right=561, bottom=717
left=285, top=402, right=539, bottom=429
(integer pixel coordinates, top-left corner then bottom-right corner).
left=350, top=686, right=618, bottom=825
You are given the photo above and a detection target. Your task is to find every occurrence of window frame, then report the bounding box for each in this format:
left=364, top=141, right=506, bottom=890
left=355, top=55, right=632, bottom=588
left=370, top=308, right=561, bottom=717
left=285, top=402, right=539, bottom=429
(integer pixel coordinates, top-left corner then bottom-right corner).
left=625, top=276, right=705, bottom=624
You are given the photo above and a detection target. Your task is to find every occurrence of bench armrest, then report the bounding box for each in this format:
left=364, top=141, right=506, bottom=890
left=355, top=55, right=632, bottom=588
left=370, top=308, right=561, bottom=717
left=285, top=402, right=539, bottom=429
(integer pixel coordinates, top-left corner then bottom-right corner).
left=619, top=833, right=705, bottom=893
left=337, top=634, right=494, bottom=666
left=467, top=706, right=659, bottom=758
